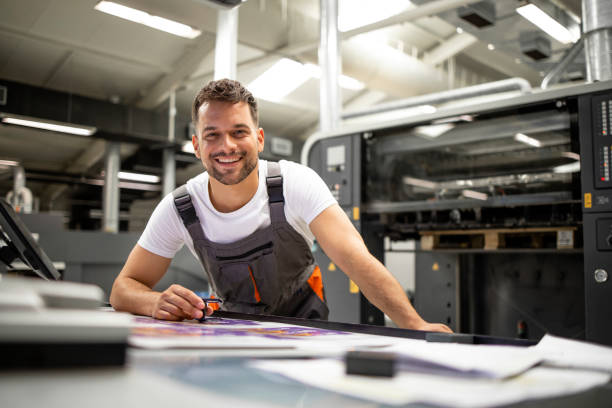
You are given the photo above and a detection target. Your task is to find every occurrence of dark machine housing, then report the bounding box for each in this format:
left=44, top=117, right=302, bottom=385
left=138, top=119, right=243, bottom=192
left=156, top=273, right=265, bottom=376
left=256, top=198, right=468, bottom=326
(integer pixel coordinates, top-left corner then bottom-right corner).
left=307, top=81, right=612, bottom=346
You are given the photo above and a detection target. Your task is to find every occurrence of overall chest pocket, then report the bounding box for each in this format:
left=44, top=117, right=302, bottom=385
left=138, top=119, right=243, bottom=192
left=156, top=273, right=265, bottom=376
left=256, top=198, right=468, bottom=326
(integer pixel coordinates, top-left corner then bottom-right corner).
left=214, top=242, right=279, bottom=305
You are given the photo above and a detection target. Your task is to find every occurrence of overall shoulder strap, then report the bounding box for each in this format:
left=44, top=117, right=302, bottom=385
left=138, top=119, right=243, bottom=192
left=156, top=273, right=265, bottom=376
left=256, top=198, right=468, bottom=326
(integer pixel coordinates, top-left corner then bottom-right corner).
left=266, top=161, right=286, bottom=223
left=172, top=185, right=206, bottom=240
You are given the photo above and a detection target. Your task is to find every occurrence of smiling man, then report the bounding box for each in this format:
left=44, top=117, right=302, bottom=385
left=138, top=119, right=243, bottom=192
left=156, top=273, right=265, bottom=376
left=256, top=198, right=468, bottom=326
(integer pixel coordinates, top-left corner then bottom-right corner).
left=110, top=79, right=451, bottom=333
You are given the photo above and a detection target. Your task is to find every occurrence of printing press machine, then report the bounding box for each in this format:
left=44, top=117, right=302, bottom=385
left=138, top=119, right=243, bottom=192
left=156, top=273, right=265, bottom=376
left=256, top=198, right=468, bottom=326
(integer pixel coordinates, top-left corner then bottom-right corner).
left=305, top=80, right=612, bottom=347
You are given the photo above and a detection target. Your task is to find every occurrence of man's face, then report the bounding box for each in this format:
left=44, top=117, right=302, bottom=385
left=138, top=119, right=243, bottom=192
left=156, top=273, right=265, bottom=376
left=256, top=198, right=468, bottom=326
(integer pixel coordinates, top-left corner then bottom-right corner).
left=192, top=101, right=264, bottom=186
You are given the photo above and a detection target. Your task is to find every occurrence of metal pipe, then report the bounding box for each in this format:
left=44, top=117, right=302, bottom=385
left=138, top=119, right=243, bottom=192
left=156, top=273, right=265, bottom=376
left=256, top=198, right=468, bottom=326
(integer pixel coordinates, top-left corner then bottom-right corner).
left=185, top=0, right=482, bottom=89
left=541, top=37, right=584, bottom=89
left=8, top=166, right=33, bottom=213
left=103, top=142, right=120, bottom=233
left=13, top=166, right=25, bottom=205
left=319, top=0, right=341, bottom=132
left=214, top=7, right=238, bottom=79
left=583, top=0, right=612, bottom=82
left=342, top=78, right=532, bottom=120
left=163, top=91, right=176, bottom=197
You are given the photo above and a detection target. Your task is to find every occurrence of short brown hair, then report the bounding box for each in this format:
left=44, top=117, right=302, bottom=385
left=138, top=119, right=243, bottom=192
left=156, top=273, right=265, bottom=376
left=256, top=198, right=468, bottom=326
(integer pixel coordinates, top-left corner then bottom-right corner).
left=191, top=78, right=258, bottom=126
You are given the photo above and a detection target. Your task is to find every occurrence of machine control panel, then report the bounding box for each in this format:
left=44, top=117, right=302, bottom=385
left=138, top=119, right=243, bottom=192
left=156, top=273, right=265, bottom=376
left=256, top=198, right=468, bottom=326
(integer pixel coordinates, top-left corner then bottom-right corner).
left=321, top=137, right=353, bottom=206
left=581, top=90, right=612, bottom=345
left=594, top=96, right=612, bottom=188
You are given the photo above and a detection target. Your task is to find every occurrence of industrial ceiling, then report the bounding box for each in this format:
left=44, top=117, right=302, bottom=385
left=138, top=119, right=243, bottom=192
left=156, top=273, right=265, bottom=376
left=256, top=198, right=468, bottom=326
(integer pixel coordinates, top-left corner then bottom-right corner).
left=0, top=0, right=585, bottom=228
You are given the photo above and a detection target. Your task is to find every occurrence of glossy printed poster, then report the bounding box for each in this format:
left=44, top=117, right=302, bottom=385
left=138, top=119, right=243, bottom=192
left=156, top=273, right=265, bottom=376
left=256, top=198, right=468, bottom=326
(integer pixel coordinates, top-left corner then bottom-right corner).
left=129, top=316, right=393, bottom=350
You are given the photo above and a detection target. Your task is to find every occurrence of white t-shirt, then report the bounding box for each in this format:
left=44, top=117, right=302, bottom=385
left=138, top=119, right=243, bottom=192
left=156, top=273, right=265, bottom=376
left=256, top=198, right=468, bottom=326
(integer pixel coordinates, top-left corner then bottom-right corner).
left=138, top=159, right=337, bottom=259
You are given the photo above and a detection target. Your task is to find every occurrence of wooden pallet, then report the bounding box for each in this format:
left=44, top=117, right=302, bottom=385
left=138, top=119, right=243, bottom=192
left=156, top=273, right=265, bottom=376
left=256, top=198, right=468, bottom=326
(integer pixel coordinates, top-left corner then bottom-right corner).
left=420, top=227, right=577, bottom=250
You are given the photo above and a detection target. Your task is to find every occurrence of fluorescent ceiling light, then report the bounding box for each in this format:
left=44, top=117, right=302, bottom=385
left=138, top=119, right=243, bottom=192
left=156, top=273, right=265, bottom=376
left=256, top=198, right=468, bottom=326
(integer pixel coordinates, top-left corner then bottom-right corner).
left=415, top=123, right=454, bottom=138
left=0, top=160, right=19, bottom=166
left=462, top=189, right=488, bottom=201
left=94, top=1, right=201, bottom=39
left=339, top=0, right=412, bottom=32
left=516, top=4, right=577, bottom=44
left=118, top=171, right=160, bottom=183
left=182, top=141, right=195, bottom=154
left=1, top=114, right=97, bottom=136
left=249, top=58, right=312, bottom=102
left=304, top=64, right=365, bottom=91
left=249, top=59, right=366, bottom=102
left=514, top=132, right=542, bottom=147
left=87, top=178, right=161, bottom=191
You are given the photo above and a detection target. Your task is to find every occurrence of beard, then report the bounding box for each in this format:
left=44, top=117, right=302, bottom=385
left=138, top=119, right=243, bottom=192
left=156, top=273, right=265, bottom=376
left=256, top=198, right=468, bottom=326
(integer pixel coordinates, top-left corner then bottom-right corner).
left=205, top=150, right=258, bottom=185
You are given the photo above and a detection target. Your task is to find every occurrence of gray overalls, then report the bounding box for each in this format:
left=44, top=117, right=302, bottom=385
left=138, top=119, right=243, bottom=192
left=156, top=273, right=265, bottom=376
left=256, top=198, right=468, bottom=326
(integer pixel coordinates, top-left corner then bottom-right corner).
left=173, top=161, right=329, bottom=319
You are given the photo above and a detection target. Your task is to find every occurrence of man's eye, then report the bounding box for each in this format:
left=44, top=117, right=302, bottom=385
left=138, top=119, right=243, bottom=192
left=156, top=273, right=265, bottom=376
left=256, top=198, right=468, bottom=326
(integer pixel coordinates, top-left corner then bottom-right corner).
left=204, top=133, right=218, bottom=140
left=234, top=129, right=247, bottom=136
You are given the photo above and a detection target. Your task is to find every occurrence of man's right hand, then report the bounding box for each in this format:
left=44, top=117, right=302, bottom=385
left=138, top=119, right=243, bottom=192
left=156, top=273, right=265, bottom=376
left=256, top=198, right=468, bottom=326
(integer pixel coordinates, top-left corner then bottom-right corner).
left=152, top=284, right=212, bottom=321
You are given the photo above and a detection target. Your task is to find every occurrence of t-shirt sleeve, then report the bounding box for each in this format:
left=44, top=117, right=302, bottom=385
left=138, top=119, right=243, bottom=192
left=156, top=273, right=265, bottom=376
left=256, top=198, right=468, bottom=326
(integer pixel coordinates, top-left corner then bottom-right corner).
left=137, top=193, right=186, bottom=258
left=283, top=161, right=337, bottom=225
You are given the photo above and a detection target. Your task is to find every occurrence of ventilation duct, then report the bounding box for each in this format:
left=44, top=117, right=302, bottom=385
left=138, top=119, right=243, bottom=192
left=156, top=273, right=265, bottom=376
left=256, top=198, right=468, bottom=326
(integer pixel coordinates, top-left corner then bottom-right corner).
left=583, top=0, right=612, bottom=82
left=457, top=1, right=495, bottom=28
left=520, top=31, right=552, bottom=61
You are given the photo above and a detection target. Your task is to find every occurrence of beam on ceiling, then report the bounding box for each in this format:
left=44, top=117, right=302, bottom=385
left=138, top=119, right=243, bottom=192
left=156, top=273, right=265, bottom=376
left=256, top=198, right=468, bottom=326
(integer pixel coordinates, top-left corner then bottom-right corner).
left=343, top=90, right=388, bottom=112
left=0, top=23, right=173, bottom=73
left=41, top=141, right=140, bottom=206
left=1, top=80, right=175, bottom=145
left=41, top=139, right=106, bottom=204
left=464, top=42, right=541, bottom=84
left=42, top=51, right=74, bottom=87
left=423, top=32, right=478, bottom=66
left=136, top=34, right=216, bottom=109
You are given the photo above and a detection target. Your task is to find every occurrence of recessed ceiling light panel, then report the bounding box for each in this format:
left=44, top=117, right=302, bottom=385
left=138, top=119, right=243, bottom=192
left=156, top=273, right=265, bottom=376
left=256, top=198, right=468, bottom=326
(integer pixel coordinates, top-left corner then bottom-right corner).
left=94, top=1, right=201, bottom=39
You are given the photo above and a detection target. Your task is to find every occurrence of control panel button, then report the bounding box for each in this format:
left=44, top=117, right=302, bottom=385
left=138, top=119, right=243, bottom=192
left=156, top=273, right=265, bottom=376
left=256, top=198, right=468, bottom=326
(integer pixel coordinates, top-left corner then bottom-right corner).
left=594, top=269, right=608, bottom=283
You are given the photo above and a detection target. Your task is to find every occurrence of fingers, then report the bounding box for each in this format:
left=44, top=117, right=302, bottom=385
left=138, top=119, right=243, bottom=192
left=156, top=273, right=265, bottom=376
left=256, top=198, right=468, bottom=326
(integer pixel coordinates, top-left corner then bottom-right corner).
left=153, top=284, right=206, bottom=321
left=415, top=322, right=454, bottom=333
left=163, top=293, right=201, bottom=319
left=205, top=305, right=214, bottom=316
left=423, top=323, right=452, bottom=333
left=439, top=324, right=453, bottom=333
left=170, top=285, right=205, bottom=310
left=154, top=309, right=184, bottom=321
left=159, top=302, right=189, bottom=319
left=431, top=324, right=453, bottom=333
left=166, top=285, right=204, bottom=318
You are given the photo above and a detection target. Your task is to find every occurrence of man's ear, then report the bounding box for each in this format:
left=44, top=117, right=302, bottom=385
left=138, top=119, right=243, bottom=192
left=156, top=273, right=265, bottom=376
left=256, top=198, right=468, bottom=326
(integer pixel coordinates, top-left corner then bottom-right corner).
left=192, top=134, right=200, bottom=158
left=257, top=128, right=265, bottom=153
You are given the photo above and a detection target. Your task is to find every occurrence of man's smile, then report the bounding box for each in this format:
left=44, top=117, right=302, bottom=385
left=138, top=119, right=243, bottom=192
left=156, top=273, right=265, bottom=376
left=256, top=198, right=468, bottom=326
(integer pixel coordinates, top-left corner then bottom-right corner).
left=216, top=157, right=241, bottom=163
left=211, top=153, right=245, bottom=169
